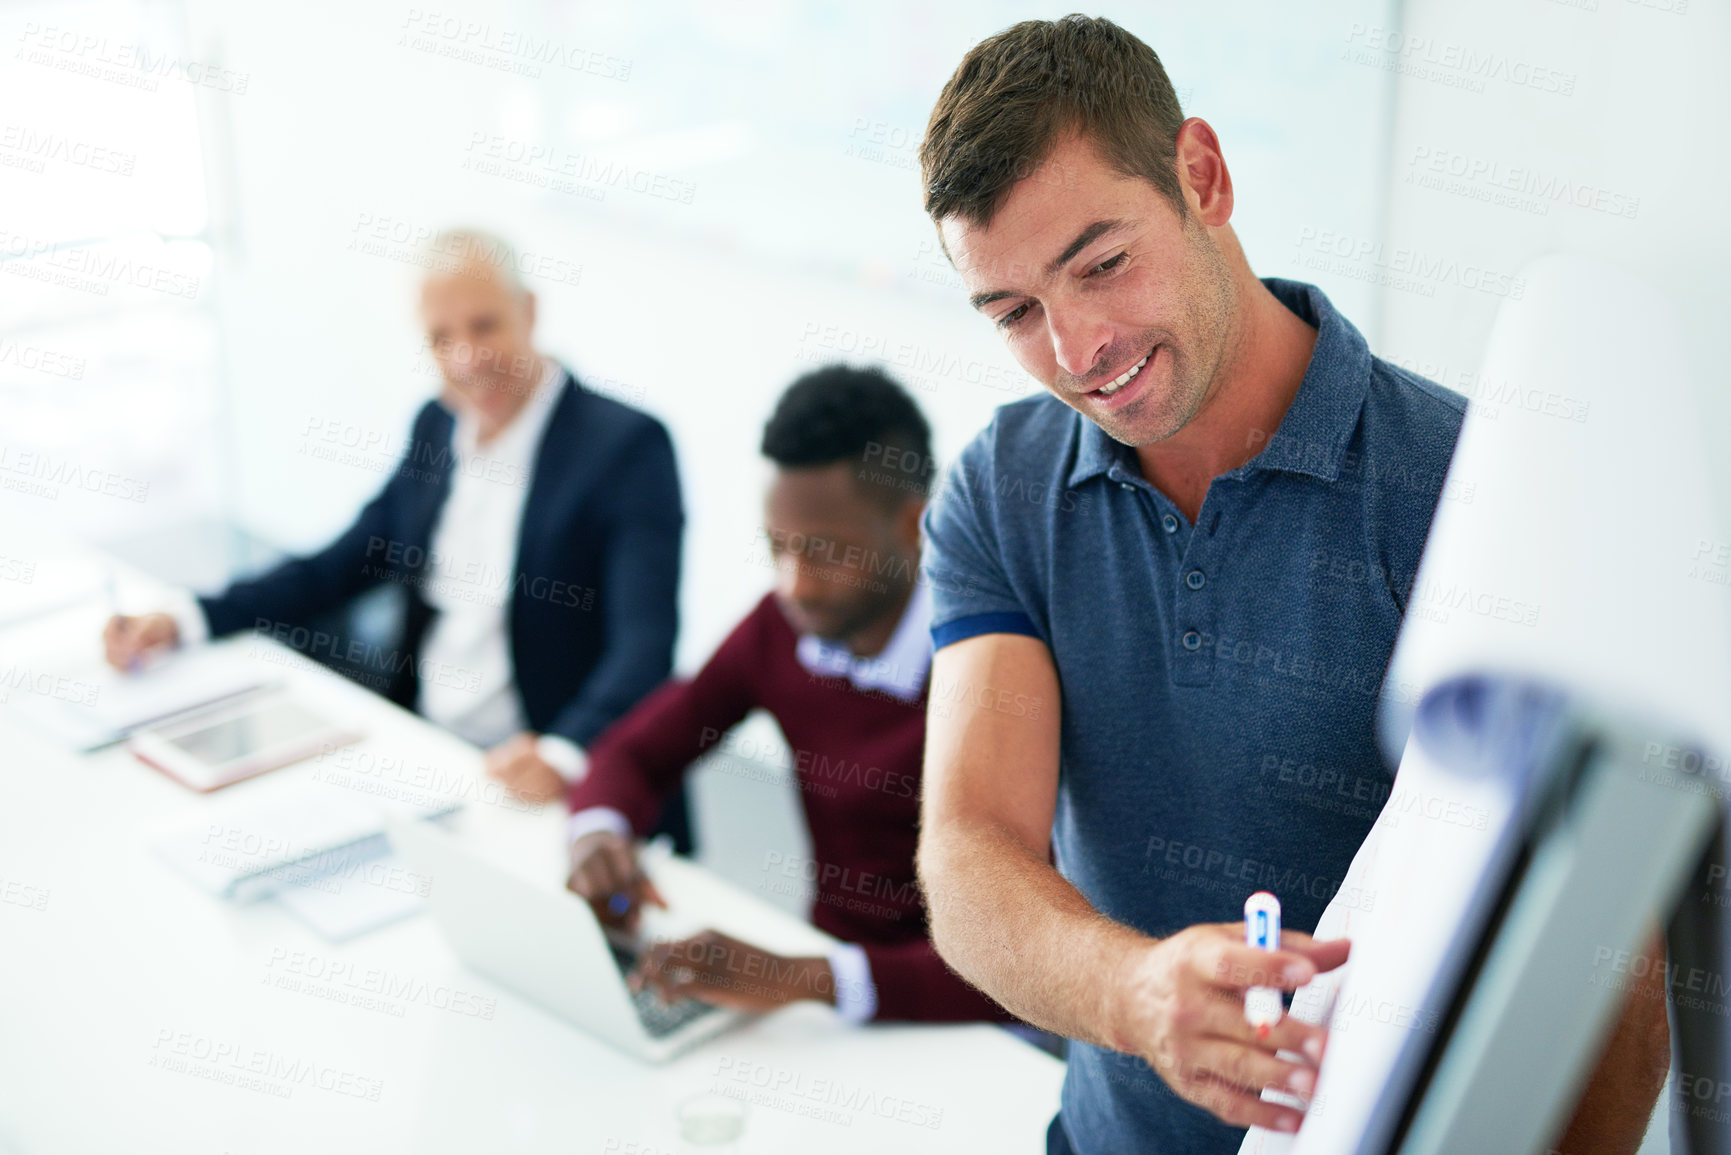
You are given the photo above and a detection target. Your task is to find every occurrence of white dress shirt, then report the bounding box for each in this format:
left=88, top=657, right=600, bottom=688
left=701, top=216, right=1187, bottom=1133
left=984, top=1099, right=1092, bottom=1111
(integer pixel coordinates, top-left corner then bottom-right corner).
left=170, top=358, right=584, bottom=773
left=416, top=358, right=559, bottom=748
left=568, top=581, right=934, bottom=1024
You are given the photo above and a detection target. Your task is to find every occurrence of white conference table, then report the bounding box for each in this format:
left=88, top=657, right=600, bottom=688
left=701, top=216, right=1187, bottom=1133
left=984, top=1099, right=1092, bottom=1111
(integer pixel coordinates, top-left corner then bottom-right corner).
left=0, top=532, right=1063, bottom=1154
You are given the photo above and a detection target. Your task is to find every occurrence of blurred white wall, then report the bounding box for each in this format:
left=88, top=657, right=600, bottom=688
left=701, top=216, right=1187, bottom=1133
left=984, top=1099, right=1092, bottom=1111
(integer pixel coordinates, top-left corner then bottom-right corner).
left=1374, top=0, right=1730, bottom=525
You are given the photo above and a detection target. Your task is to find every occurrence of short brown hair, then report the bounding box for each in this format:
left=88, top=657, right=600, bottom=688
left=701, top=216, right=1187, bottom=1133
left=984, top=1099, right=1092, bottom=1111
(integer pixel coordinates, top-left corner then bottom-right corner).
left=921, top=15, right=1187, bottom=230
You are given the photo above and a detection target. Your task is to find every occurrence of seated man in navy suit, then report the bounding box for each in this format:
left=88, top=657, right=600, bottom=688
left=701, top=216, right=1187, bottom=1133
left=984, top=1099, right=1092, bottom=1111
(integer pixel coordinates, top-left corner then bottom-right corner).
left=103, top=228, right=689, bottom=845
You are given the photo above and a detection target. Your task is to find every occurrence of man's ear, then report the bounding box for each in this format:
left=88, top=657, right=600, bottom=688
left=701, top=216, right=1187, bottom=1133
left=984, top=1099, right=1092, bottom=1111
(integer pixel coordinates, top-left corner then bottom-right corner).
left=898, top=496, right=927, bottom=552
left=1174, top=117, right=1233, bottom=230
left=522, top=290, right=538, bottom=333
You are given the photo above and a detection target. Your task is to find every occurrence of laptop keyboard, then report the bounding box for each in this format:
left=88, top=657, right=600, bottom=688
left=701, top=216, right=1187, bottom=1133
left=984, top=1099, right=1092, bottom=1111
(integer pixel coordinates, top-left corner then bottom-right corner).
left=609, top=943, right=720, bottom=1039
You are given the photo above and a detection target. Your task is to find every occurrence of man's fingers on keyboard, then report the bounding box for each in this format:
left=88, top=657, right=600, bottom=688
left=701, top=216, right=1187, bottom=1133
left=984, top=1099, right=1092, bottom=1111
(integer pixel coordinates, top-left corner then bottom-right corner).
left=631, top=939, right=684, bottom=1000
left=638, top=934, right=729, bottom=1002
left=654, top=963, right=709, bottom=1003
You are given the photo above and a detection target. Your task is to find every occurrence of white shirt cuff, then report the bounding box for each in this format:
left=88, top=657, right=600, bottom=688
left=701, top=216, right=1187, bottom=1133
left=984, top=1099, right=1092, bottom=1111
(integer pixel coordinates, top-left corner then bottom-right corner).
left=535, top=734, right=588, bottom=782
left=826, top=942, right=878, bottom=1024
left=566, top=806, right=632, bottom=849
left=160, top=587, right=209, bottom=646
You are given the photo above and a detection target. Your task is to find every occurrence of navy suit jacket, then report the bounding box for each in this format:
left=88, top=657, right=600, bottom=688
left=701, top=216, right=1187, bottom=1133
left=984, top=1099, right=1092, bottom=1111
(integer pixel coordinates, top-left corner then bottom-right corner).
left=198, top=372, right=683, bottom=748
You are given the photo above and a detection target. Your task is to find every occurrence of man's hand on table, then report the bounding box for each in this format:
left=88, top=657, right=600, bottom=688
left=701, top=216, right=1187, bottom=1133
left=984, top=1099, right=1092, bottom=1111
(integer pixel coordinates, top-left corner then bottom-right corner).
left=1110, top=923, right=1350, bottom=1135
left=484, top=732, right=565, bottom=803
left=102, top=612, right=179, bottom=670
left=632, top=929, right=835, bottom=1012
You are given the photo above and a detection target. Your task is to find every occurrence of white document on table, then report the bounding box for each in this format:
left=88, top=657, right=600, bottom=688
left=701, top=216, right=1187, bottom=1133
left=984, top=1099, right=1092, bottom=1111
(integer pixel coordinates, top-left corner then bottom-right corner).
left=152, top=772, right=462, bottom=903
left=271, top=845, right=430, bottom=941
left=9, top=645, right=273, bottom=751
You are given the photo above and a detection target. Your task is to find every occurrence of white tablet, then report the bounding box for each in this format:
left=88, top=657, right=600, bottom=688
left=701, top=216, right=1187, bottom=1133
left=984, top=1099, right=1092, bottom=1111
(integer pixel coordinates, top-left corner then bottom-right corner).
left=129, top=692, right=362, bottom=793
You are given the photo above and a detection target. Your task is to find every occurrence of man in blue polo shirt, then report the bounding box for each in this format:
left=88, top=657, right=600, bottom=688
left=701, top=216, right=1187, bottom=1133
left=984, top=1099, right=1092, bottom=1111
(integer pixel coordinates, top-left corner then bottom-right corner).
left=914, top=16, right=1668, bottom=1155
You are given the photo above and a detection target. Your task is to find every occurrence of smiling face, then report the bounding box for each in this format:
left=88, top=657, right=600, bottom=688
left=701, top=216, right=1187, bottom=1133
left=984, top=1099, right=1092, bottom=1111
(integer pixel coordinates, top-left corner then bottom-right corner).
left=419, top=261, right=541, bottom=432
left=941, top=128, right=1240, bottom=449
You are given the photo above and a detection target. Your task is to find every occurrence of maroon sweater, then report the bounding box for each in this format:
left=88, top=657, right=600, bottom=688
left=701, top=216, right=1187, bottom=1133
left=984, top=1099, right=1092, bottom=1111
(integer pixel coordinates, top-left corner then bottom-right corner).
left=568, top=593, right=1009, bottom=1023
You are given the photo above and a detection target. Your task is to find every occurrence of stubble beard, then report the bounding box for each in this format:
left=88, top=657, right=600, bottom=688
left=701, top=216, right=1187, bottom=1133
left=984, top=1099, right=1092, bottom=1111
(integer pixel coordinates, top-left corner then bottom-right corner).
left=1104, top=219, right=1239, bottom=450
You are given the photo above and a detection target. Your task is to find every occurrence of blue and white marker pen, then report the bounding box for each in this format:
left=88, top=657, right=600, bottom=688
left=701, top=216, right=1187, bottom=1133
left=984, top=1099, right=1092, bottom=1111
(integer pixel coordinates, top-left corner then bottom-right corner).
left=1244, top=891, right=1283, bottom=1039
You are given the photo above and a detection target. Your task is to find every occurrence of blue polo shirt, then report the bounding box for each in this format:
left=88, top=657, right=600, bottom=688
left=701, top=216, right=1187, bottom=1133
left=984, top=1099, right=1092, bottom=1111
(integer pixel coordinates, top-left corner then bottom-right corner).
left=921, top=278, right=1466, bottom=1155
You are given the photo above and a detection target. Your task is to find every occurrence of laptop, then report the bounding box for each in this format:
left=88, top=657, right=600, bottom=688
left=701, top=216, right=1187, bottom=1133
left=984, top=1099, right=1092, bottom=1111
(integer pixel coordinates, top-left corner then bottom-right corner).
left=386, top=815, right=747, bottom=1062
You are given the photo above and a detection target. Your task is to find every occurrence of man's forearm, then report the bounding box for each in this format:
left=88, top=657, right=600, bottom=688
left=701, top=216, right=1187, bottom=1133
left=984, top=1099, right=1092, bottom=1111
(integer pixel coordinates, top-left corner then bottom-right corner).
left=919, top=818, right=1150, bottom=1049
left=1551, top=931, right=1671, bottom=1155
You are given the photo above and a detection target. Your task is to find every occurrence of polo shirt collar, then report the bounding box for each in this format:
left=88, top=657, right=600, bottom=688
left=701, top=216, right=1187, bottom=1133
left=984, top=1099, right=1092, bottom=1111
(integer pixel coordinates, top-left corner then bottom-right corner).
left=1064, top=278, right=1372, bottom=488
left=1228, top=278, right=1372, bottom=482
left=1066, top=407, right=1131, bottom=488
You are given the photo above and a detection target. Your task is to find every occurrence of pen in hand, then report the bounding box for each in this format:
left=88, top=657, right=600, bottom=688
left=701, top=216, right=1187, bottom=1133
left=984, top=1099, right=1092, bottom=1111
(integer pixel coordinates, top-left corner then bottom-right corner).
left=1244, top=891, right=1284, bottom=1040
left=615, top=833, right=675, bottom=926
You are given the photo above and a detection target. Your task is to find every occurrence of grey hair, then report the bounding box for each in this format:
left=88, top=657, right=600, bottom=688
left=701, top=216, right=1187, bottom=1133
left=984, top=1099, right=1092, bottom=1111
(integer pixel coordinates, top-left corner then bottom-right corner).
left=425, top=227, right=527, bottom=295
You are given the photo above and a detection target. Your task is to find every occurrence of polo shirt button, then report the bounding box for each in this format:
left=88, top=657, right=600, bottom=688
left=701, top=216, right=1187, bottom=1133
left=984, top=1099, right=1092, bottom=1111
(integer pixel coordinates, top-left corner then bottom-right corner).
left=1181, top=630, right=1202, bottom=651
left=1186, top=570, right=1206, bottom=590
left=1162, top=514, right=1178, bottom=534
left=1120, top=482, right=1134, bottom=491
